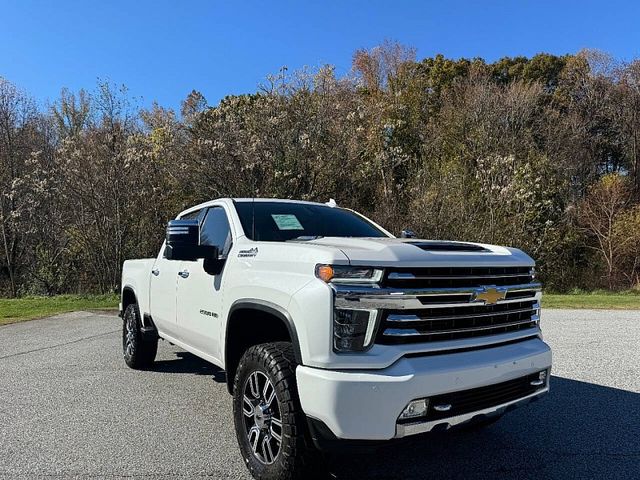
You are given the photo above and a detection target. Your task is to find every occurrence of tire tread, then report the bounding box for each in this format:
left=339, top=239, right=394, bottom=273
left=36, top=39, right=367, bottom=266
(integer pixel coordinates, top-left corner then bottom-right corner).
left=233, top=342, right=323, bottom=480
left=123, top=303, right=158, bottom=369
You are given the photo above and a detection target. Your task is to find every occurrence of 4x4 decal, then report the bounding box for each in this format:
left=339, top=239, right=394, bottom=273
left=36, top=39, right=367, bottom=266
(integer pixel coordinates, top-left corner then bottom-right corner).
left=238, top=247, right=258, bottom=258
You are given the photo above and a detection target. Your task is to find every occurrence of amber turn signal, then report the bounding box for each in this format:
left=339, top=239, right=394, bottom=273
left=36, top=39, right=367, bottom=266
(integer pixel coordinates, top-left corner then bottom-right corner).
left=316, top=265, right=334, bottom=282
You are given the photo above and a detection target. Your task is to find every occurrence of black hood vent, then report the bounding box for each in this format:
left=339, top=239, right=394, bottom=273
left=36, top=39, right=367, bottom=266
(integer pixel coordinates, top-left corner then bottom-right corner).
left=408, top=242, right=489, bottom=253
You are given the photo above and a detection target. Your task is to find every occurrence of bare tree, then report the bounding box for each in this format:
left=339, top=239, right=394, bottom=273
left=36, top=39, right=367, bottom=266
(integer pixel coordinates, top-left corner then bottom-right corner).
left=577, top=174, right=633, bottom=289
left=0, top=78, right=39, bottom=296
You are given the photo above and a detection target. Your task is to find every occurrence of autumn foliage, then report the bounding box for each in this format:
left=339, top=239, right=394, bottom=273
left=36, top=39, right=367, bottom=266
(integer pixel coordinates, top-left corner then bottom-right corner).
left=1, top=43, right=639, bottom=296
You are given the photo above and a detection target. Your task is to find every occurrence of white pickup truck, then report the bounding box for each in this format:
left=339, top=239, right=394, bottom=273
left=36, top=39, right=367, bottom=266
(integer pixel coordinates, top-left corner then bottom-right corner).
left=120, top=198, right=551, bottom=480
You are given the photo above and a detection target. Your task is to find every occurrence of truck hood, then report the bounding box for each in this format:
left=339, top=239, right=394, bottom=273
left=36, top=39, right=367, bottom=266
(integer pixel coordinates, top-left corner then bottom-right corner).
left=297, top=237, right=534, bottom=267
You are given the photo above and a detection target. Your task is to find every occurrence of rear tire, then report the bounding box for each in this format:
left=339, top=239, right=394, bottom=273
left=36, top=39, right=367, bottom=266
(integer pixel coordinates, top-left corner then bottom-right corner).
left=232, top=342, right=323, bottom=480
left=122, top=303, right=158, bottom=369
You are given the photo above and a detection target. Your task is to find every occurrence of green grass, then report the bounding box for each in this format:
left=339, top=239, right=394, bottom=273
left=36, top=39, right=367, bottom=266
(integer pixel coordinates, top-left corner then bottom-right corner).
left=543, top=290, right=640, bottom=310
left=0, top=294, right=119, bottom=325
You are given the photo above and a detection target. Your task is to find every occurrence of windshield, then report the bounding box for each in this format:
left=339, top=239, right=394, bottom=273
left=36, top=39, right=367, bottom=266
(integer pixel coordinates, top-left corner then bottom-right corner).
left=234, top=201, right=388, bottom=241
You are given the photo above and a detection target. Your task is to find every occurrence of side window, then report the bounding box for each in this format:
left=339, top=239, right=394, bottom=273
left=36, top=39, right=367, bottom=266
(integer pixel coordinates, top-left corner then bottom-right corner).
left=181, top=209, right=203, bottom=221
left=200, top=207, right=232, bottom=254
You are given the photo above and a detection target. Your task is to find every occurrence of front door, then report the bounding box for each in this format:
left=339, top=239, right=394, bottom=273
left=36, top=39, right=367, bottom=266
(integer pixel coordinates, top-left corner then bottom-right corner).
left=176, top=206, right=232, bottom=363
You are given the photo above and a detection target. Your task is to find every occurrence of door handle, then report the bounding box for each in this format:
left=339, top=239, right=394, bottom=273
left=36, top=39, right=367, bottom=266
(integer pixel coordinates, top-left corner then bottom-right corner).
left=178, top=270, right=190, bottom=279
left=151, top=268, right=160, bottom=276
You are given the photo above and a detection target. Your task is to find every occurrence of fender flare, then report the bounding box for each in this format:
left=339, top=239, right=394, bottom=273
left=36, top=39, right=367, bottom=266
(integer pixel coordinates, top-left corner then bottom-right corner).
left=225, top=299, right=303, bottom=365
left=120, top=285, right=137, bottom=317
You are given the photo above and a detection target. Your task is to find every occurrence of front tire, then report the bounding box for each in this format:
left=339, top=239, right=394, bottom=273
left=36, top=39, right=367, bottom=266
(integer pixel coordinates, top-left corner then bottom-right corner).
left=122, top=303, right=158, bottom=369
left=232, top=342, right=322, bottom=480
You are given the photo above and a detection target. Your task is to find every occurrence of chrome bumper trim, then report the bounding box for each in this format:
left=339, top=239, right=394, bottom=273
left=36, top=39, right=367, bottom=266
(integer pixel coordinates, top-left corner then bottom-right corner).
left=394, top=387, right=549, bottom=438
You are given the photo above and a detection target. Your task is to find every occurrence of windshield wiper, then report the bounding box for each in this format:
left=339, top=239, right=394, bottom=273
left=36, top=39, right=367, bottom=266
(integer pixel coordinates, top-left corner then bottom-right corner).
left=286, top=236, right=324, bottom=241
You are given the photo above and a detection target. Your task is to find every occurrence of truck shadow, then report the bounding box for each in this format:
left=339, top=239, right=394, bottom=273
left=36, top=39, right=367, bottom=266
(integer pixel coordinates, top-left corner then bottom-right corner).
left=327, top=376, right=640, bottom=480
left=153, top=350, right=227, bottom=383
left=147, top=352, right=639, bottom=479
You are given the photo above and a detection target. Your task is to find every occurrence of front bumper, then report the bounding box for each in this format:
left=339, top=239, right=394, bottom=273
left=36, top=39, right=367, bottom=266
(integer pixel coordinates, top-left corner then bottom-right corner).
left=296, top=337, right=551, bottom=441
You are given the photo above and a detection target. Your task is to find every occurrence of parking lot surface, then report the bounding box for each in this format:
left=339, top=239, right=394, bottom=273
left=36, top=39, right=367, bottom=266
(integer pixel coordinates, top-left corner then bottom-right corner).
left=1, top=309, right=638, bottom=479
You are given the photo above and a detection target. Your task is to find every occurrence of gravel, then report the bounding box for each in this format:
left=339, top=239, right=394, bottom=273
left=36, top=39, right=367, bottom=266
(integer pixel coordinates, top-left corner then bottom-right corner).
left=0, top=309, right=638, bottom=479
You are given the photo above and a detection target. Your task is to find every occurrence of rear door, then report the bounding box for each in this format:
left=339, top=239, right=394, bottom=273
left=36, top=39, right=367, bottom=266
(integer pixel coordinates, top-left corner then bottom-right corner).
left=176, top=206, right=233, bottom=363
left=149, top=245, right=182, bottom=338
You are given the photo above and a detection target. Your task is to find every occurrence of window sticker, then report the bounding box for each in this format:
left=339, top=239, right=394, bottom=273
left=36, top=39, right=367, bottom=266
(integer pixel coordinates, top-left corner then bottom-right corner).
left=271, top=214, right=304, bottom=230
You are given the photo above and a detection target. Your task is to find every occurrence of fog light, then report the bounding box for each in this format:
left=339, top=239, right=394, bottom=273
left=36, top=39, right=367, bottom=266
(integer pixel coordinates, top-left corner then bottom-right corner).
left=399, top=399, right=429, bottom=421
left=530, top=370, right=548, bottom=387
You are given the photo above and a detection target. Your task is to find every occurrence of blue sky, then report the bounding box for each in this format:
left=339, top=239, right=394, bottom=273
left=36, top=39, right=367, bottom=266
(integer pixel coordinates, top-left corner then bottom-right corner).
left=2, top=0, right=639, bottom=111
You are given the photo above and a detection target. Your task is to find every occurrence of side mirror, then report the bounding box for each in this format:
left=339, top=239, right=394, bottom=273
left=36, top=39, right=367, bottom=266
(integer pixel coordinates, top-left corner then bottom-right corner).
left=166, top=219, right=199, bottom=248
left=400, top=229, right=417, bottom=239
left=165, top=220, right=219, bottom=262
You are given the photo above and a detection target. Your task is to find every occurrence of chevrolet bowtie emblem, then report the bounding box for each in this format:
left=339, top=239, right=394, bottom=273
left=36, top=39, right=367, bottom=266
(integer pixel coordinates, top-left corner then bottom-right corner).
left=474, top=287, right=506, bottom=305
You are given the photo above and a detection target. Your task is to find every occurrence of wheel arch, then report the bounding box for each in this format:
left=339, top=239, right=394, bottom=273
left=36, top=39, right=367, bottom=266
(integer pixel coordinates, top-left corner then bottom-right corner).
left=224, top=299, right=302, bottom=394
left=121, top=286, right=137, bottom=315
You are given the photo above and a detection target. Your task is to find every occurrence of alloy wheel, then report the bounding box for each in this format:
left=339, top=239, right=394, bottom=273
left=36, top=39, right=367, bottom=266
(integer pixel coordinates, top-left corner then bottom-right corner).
left=241, top=370, right=283, bottom=465
left=124, top=312, right=135, bottom=358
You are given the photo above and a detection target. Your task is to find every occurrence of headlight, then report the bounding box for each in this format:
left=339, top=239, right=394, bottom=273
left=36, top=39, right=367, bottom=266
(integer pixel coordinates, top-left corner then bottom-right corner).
left=315, top=264, right=383, bottom=284
left=333, top=308, right=378, bottom=352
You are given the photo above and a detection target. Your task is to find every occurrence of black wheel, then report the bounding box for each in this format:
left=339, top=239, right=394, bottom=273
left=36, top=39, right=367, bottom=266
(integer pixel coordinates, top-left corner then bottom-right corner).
left=122, top=303, right=158, bottom=369
left=232, top=342, right=323, bottom=480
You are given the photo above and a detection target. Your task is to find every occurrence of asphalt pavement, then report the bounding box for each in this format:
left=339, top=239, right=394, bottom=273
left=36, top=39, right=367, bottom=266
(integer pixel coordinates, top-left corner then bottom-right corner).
left=0, top=309, right=638, bottom=479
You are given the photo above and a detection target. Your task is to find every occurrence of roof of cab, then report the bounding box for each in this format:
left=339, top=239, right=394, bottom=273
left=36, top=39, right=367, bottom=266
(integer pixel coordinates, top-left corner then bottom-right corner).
left=177, top=197, right=334, bottom=219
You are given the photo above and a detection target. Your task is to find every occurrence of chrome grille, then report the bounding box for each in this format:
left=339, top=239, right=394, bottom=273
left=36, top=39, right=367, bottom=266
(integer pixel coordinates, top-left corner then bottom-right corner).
left=378, top=300, right=539, bottom=345
left=384, top=266, right=534, bottom=289
left=333, top=263, right=541, bottom=351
